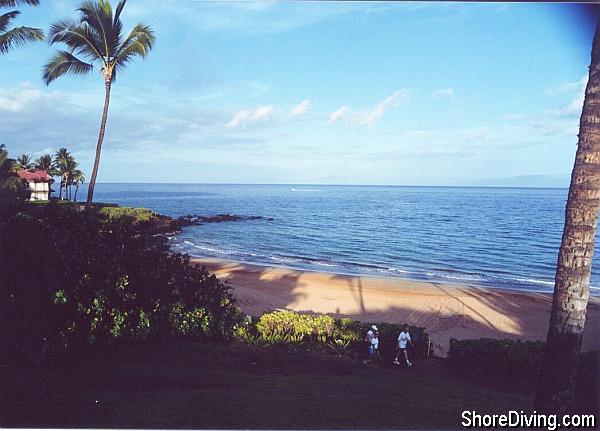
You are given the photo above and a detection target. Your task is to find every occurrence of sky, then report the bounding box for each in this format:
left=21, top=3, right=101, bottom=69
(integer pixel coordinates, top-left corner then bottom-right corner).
left=0, top=1, right=597, bottom=185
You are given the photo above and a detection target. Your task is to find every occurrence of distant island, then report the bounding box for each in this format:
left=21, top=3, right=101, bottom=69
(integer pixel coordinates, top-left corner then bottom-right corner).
left=471, top=175, right=570, bottom=188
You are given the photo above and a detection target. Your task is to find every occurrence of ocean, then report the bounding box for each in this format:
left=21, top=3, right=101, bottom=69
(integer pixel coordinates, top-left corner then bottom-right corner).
left=91, top=183, right=600, bottom=294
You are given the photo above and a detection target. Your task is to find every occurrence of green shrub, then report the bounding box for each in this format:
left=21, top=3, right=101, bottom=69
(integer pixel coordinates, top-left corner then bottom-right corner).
left=248, top=310, right=430, bottom=361
left=0, top=204, right=243, bottom=367
left=328, top=338, right=353, bottom=357
left=99, top=206, right=158, bottom=223
left=256, top=310, right=336, bottom=346
left=0, top=176, right=30, bottom=215
left=447, top=338, right=545, bottom=377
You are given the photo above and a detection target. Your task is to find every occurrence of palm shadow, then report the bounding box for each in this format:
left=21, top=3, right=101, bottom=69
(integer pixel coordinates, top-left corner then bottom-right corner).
left=197, top=259, right=600, bottom=356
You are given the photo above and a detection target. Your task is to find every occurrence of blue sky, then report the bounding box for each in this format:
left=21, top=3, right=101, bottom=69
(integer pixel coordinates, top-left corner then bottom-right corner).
left=0, top=1, right=596, bottom=185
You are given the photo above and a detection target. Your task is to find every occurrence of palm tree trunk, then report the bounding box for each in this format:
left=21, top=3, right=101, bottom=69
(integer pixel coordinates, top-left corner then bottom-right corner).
left=535, top=21, right=600, bottom=413
left=86, top=79, right=112, bottom=209
left=74, top=184, right=79, bottom=202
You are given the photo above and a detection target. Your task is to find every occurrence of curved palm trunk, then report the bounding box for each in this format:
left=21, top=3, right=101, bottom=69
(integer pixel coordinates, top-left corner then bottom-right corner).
left=535, top=22, right=600, bottom=413
left=86, top=79, right=112, bottom=209
left=74, top=183, right=79, bottom=202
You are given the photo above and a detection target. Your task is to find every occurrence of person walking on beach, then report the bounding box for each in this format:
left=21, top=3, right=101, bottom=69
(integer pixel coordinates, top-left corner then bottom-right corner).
left=394, top=325, right=413, bottom=367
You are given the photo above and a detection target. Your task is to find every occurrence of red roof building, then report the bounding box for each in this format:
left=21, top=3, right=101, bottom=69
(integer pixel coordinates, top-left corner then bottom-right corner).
left=17, top=170, right=54, bottom=201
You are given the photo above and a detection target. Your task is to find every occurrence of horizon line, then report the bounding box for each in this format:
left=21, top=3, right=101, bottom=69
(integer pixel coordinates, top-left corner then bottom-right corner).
left=86, top=182, right=569, bottom=190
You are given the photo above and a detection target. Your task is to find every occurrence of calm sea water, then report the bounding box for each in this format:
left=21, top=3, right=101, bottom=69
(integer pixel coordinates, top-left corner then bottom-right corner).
left=92, top=183, right=600, bottom=294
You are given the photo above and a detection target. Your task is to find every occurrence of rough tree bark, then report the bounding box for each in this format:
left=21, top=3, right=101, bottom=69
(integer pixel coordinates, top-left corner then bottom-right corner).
left=535, top=21, right=600, bottom=413
left=86, top=78, right=112, bottom=209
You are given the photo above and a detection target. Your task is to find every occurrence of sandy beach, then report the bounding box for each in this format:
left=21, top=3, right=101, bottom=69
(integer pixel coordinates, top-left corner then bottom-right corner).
left=193, top=257, right=600, bottom=355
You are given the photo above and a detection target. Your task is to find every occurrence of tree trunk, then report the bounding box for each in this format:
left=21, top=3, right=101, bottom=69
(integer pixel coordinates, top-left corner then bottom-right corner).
left=74, top=184, right=79, bottom=202
left=535, top=21, right=600, bottom=413
left=86, top=79, right=112, bottom=209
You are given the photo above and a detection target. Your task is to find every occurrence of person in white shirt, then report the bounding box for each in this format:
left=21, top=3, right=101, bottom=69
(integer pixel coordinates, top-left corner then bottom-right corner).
left=370, top=331, right=379, bottom=352
left=362, top=325, right=378, bottom=364
left=369, top=330, right=382, bottom=368
left=394, top=325, right=413, bottom=367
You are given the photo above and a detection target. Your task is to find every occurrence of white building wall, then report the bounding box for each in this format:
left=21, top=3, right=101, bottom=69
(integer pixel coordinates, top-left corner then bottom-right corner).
left=27, top=181, right=51, bottom=201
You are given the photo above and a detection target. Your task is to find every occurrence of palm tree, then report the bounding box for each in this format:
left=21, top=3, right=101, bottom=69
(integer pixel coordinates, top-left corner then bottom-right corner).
left=0, top=0, right=43, bottom=54
left=16, top=153, right=33, bottom=171
left=35, top=153, right=55, bottom=174
left=65, top=161, right=78, bottom=200
left=535, top=21, right=600, bottom=413
left=43, top=0, right=154, bottom=209
left=53, top=148, right=75, bottom=200
left=0, top=144, right=16, bottom=180
left=71, top=169, right=85, bottom=202
left=0, top=144, right=30, bottom=207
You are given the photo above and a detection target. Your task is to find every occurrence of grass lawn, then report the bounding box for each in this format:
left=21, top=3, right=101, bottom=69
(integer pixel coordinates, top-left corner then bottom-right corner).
left=2, top=341, right=535, bottom=429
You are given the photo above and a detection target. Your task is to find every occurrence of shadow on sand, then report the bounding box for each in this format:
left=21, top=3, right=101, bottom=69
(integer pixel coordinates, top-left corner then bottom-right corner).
left=194, top=259, right=600, bottom=356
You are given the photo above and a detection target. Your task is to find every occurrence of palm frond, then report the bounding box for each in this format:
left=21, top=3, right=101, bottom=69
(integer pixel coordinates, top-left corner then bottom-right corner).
left=48, top=19, right=104, bottom=62
left=113, top=24, right=154, bottom=67
left=110, top=0, right=126, bottom=52
left=113, top=0, right=126, bottom=27
left=0, top=25, right=42, bottom=54
left=45, top=0, right=153, bottom=87
left=0, top=153, right=17, bottom=180
left=0, top=0, right=40, bottom=7
left=16, top=153, right=33, bottom=170
left=35, top=153, right=54, bottom=172
left=72, top=168, right=85, bottom=183
left=0, top=10, right=19, bottom=33
left=79, top=0, right=117, bottom=59
left=42, top=50, right=93, bottom=84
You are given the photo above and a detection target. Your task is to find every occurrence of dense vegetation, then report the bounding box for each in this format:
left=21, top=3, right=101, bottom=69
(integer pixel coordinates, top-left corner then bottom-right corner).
left=0, top=203, right=243, bottom=370
left=238, top=310, right=431, bottom=361
left=447, top=338, right=597, bottom=411
left=448, top=338, right=545, bottom=377
left=0, top=145, right=31, bottom=213
left=1, top=200, right=597, bottom=426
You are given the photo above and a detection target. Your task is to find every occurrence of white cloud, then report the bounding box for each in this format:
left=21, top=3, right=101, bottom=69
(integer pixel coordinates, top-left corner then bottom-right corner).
left=432, top=88, right=455, bottom=100
left=253, top=105, right=274, bottom=120
left=289, top=99, right=311, bottom=118
left=226, top=105, right=274, bottom=129
left=550, top=76, right=587, bottom=119
left=353, top=90, right=409, bottom=126
left=327, top=90, right=409, bottom=127
left=327, top=106, right=349, bottom=124
left=0, top=82, right=56, bottom=113
left=545, top=75, right=587, bottom=97
left=500, top=76, right=587, bottom=141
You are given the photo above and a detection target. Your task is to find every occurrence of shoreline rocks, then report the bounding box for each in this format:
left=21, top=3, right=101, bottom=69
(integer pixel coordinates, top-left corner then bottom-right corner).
left=156, top=213, right=273, bottom=235
left=175, top=213, right=273, bottom=227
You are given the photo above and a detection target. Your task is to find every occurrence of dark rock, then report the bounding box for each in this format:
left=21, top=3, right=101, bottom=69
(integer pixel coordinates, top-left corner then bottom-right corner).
left=159, top=213, right=272, bottom=234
